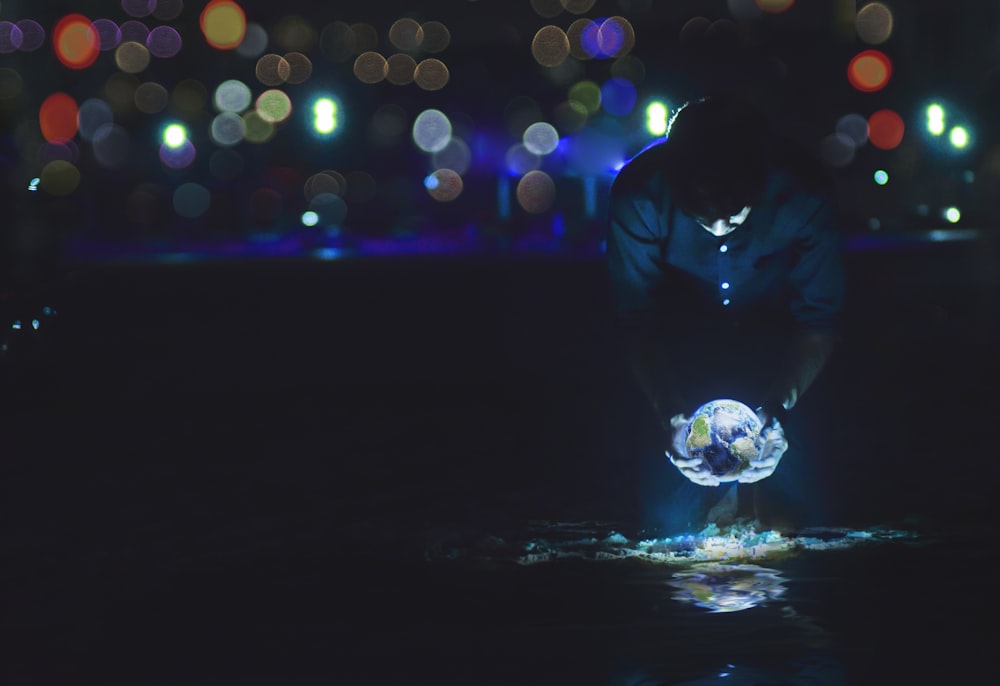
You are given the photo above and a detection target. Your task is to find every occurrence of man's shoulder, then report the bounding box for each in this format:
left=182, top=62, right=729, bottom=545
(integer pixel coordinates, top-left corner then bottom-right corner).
left=610, top=140, right=673, bottom=197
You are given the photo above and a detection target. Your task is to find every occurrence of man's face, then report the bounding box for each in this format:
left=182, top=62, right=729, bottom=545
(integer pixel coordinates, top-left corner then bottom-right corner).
left=694, top=206, right=752, bottom=237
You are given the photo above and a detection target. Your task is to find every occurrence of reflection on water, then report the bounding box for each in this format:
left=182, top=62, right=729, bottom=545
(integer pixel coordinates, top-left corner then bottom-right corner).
left=668, top=563, right=786, bottom=613
left=427, top=519, right=919, bottom=566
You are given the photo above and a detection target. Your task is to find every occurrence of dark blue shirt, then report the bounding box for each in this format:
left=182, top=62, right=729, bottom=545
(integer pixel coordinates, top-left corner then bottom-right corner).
left=607, top=141, right=846, bottom=333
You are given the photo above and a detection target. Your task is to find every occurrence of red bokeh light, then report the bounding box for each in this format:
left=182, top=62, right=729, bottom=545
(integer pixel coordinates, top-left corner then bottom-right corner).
left=868, top=109, right=904, bottom=150
left=39, top=92, right=80, bottom=143
left=848, top=49, right=893, bottom=93
left=52, top=14, right=100, bottom=69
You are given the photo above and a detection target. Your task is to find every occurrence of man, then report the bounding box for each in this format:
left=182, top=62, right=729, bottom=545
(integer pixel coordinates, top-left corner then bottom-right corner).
left=606, top=95, right=846, bottom=533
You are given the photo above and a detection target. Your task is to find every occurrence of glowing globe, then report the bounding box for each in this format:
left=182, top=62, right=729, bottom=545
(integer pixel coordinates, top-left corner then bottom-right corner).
left=684, top=399, right=764, bottom=481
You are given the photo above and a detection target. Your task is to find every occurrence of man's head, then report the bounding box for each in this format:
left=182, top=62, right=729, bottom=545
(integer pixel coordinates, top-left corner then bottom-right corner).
left=665, top=95, right=770, bottom=230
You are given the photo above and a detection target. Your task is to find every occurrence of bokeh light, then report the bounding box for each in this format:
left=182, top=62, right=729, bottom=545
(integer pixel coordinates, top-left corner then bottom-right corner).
left=944, top=207, right=961, bottom=223
left=78, top=98, right=113, bottom=141
left=160, top=139, right=197, bottom=169
left=15, top=20, right=46, bottom=52
left=39, top=93, right=79, bottom=144
left=425, top=168, right=463, bottom=202
left=523, top=122, right=560, bottom=155
left=0, top=23, right=23, bottom=54
left=506, top=144, right=542, bottom=176
left=312, top=98, right=339, bottom=135
left=256, top=89, right=293, bottom=124
left=926, top=104, right=946, bottom=136
left=601, top=78, right=637, bottom=116
left=154, top=0, right=185, bottom=22
left=569, top=80, right=601, bottom=113
left=874, top=169, right=889, bottom=185
left=835, top=113, right=870, bottom=147
left=432, top=138, right=472, bottom=175
left=848, top=50, right=892, bottom=93
left=210, top=112, right=244, bottom=146
left=531, top=0, right=563, bottom=18
left=868, top=109, right=904, bottom=150
left=421, top=21, right=451, bottom=53
left=414, top=59, right=450, bottom=91
left=163, top=123, right=188, bottom=148
left=172, top=79, right=208, bottom=117
left=123, top=0, right=156, bottom=19
left=147, top=26, right=183, bottom=58
left=412, top=109, right=452, bottom=152
left=134, top=82, right=169, bottom=114
left=532, top=26, right=570, bottom=67
left=93, top=19, right=122, bottom=51
left=214, top=79, right=252, bottom=112
left=273, top=16, right=318, bottom=53
left=387, top=53, right=417, bottom=85
left=121, top=20, right=151, bottom=44
left=561, top=0, right=597, bottom=14
left=646, top=102, right=669, bottom=136
left=284, top=52, right=313, bottom=84
left=93, top=123, right=131, bottom=168
left=856, top=2, right=894, bottom=45
left=819, top=132, right=855, bottom=168
left=236, top=23, right=268, bottom=58
left=756, top=0, right=795, bottom=13
left=950, top=126, right=970, bottom=149
left=40, top=160, right=81, bottom=196
left=354, top=51, right=388, bottom=84
left=257, top=54, right=291, bottom=86
left=305, top=170, right=345, bottom=201
left=200, top=0, right=246, bottom=50
left=517, top=170, right=556, bottom=213
left=115, top=41, right=152, bottom=73
left=53, top=14, right=100, bottom=69
left=389, top=18, right=423, bottom=52
left=174, top=182, right=212, bottom=219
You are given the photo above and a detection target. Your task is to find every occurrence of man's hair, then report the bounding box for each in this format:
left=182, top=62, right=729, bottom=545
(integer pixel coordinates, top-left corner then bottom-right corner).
left=665, top=95, right=771, bottom=220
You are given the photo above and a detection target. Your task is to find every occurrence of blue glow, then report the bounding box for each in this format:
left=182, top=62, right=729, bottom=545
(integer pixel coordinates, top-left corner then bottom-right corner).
left=600, top=77, right=637, bottom=117
left=424, top=174, right=440, bottom=190
left=874, top=169, right=889, bottom=185
left=314, top=247, right=343, bottom=260
left=28, top=177, right=39, bottom=191
left=32, top=319, right=40, bottom=330
left=12, top=320, right=22, bottom=330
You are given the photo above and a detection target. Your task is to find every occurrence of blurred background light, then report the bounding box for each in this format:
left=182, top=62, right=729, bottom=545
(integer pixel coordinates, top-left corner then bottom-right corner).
left=256, top=90, right=293, bottom=124
left=413, top=109, right=452, bottom=153
left=163, top=124, right=188, bottom=149
left=39, top=160, right=81, bottom=196
left=432, top=138, right=472, bottom=175
left=944, top=207, right=961, bottom=223
left=389, top=18, right=423, bottom=52
left=134, top=82, right=169, bottom=114
left=856, top=2, right=894, bottom=45
left=646, top=102, right=669, bottom=136
left=354, top=51, right=388, bottom=84
left=235, top=23, right=268, bottom=58
left=39, top=93, right=79, bottom=144
left=421, top=21, right=451, bottom=53
left=214, top=79, right=252, bottom=112
left=312, top=97, right=339, bottom=135
left=426, top=169, right=464, bottom=202
left=517, top=170, right=556, bottom=214
left=868, top=109, right=904, bottom=150
left=836, top=113, right=870, bottom=147
left=387, top=53, right=418, bottom=85
left=562, top=0, right=597, bottom=15
left=53, top=14, right=100, bottom=69
left=756, top=0, right=796, bottom=13
left=874, top=169, right=889, bottom=185
left=414, top=59, right=450, bottom=91
left=123, top=0, right=156, bottom=19
left=506, top=144, right=542, bottom=176
left=523, top=122, right=560, bottom=155
left=301, top=211, right=320, bottom=227
left=78, top=99, right=113, bottom=141
left=848, top=49, right=892, bottom=93
left=173, top=182, right=212, bottom=219
left=532, top=26, right=570, bottom=67
left=600, top=77, right=637, bottom=116
left=121, top=20, right=151, bottom=44
left=568, top=80, right=601, bottom=114
left=284, top=52, right=313, bottom=84
left=147, top=26, right=183, bottom=59
left=115, top=41, right=152, bottom=73
left=0, top=22, right=24, bottom=54
left=92, top=19, right=122, bottom=51
left=257, top=54, right=291, bottom=86
left=93, top=123, right=131, bottom=168
left=15, top=20, right=46, bottom=52
left=949, top=126, right=970, bottom=149
left=200, top=0, right=247, bottom=50
left=210, top=112, right=246, bottom=146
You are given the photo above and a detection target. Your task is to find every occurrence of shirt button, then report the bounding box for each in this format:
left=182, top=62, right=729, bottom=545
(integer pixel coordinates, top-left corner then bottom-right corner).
left=721, top=282, right=730, bottom=290
left=719, top=244, right=728, bottom=253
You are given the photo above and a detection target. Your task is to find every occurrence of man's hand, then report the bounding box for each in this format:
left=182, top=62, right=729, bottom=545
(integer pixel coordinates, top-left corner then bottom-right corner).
left=738, top=420, right=788, bottom=483
left=665, top=413, right=722, bottom=487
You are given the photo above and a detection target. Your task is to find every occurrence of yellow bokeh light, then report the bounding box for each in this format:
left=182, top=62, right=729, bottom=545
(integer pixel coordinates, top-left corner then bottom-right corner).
left=354, top=51, right=388, bottom=84
left=115, top=41, right=151, bottom=74
left=532, top=26, right=571, bottom=67
left=256, top=54, right=291, bottom=86
left=387, top=53, right=417, bottom=85
left=414, top=59, right=450, bottom=91
left=389, top=18, right=423, bottom=52
left=200, top=0, right=247, bottom=51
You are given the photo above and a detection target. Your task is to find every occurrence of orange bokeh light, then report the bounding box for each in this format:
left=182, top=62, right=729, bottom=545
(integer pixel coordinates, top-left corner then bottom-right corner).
left=53, top=14, right=100, bottom=69
left=848, top=49, right=892, bottom=93
left=868, top=109, right=904, bottom=150
left=39, top=92, right=80, bottom=143
left=200, top=0, right=247, bottom=50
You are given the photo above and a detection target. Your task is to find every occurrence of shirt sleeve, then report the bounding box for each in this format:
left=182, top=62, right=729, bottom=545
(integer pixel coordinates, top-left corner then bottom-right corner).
left=607, top=185, right=665, bottom=319
left=787, top=199, right=846, bottom=331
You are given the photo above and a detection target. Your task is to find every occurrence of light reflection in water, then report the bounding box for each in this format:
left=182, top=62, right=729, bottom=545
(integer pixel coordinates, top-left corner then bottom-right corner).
left=667, top=563, right=786, bottom=613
